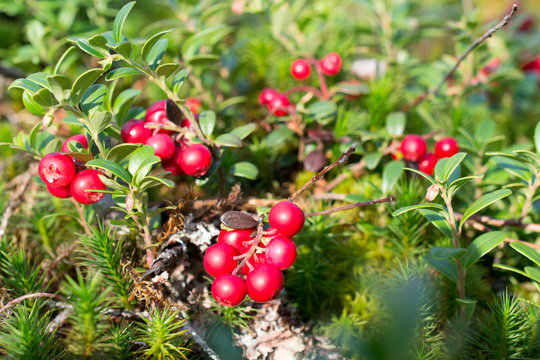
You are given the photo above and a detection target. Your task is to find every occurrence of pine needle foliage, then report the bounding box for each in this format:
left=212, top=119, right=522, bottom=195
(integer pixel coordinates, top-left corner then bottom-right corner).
left=0, top=239, right=44, bottom=297
left=106, top=324, right=137, bottom=360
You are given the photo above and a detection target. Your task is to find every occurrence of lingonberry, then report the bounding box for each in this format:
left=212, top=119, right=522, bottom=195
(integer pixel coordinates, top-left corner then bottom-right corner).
left=268, top=201, right=305, bottom=237
left=242, top=252, right=267, bottom=275
left=259, top=88, right=279, bottom=106
left=177, top=144, right=212, bottom=177
left=267, top=94, right=290, bottom=117
left=434, top=137, right=459, bottom=159
left=291, top=59, right=311, bottom=80
left=145, top=100, right=174, bottom=134
left=211, top=274, right=247, bottom=307
left=218, top=228, right=255, bottom=254
left=145, top=134, right=175, bottom=161
left=418, top=153, right=438, bottom=176
left=70, top=169, right=106, bottom=205
left=46, top=184, right=71, bottom=198
left=400, top=135, right=427, bottom=162
left=121, top=119, right=152, bottom=144
left=38, top=152, right=77, bottom=187
left=161, top=146, right=183, bottom=175
left=185, top=97, right=203, bottom=114
left=61, top=134, right=88, bottom=153
left=319, top=52, right=342, bottom=76
left=265, top=235, right=297, bottom=270
left=203, top=243, right=239, bottom=278
left=246, top=263, right=284, bottom=302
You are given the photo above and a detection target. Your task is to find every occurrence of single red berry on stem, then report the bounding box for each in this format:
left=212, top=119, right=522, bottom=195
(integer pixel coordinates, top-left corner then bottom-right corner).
left=61, top=134, right=88, bottom=153
left=242, top=252, right=267, bottom=275
left=259, top=88, right=279, bottom=105
left=218, top=228, right=255, bottom=254
left=265, top=235, right=297, bottom=270
left=177, top=144, right=212, bottom=177
left=185, top=97, right=203, bottom=114
left=291, top=59, right=311, bottom=80
left=267, top=94, right=290, bottom=117
left=161, top=146, right=183, bottom=175
left=145, top=134, right=175, bottom=161
left=418, top=153, right=438, bottom=176
left=145, top=100, right=174, bottom=134
left=70, top=169, right=106, bottom=205
left=400, top=135, right=427, bottom=162
left=203, top=243, right=239, bottom=278
left=46, top=184, right=71, bottom=198
left=246, top=263, right=284, bottom=302
left=268, top=201, right=305, bottom=237
left=211, top=274, right=247, bottom=307
left=38, top=152, right=77, bottom=187
left=319, top=52, right=342, bottom=75
left=121, top=119, right=152, bottom=144
left=435, top=137, right=459, bottom=159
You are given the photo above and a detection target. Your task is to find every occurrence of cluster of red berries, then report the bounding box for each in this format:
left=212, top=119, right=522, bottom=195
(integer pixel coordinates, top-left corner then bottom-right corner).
left=39, top=138, right=106, bottom=204
left=120, top=98, right=212, bottom=177
left=204, top=201, right=305, bottom=307
left=393, top=135, right=459, bottom=176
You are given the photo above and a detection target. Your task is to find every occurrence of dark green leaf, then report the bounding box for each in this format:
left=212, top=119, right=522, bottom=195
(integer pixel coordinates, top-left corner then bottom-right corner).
left=128, top=145, right=158, bottom=176
left=187, top=54, right=220, bottom=65
left=31, top=88, right=54, bottom=107
left=74, top=38, right=106, bottom=58
left=462, top=231, right=506, bottom=268
left=405, top=167, right=436, bottom=185
left=88, top=111, right=112, bottom=134
left=424, top=255, right=458, bottom=283
left=459, top=189, right=512, bottom=229
left=430, top=246, right=466, bottom=260
left=392, top=203, right=445, bottom=216
left=105, top=67, right=142, bottom=81
left=80, top=84, right=107, bottom=115
left=141, top=29, right=174, bottom=60
left=22, top=90, right=46, bottom=115
left=418, top=209, right=453, bottom=239
left=156, top=63, right=179, bottom=78
left=108, top=41, right=132, bottom=58
left=71, top=68, right=104, bottom=104
left=107, top=143, right=141, bottom=162
left=171, top=69, right=189, bottom=95
left=53, top=46, right=76, bottom=74
left=46, top=74, right=71, bottom=102
left=440, top=152, right=467, bottom=182
left=146, top=38, right=168, bottom=70
left=509, top=242, right=540, bottom=267
left=231, top=162, right=258, bottom=180
left=113, top=88, right=141, bottom=125
left=8, top=78, right=42, bottom=92
left=199, top=111, right=216, bottom=137
left=231, top=123, right=256, bottom=139
left=307, top=101, right=337, bottom=125
left=113, top=1, right=135, bottom=43
left=214, top=133, right=242, bottom=147
left=86, top=159, right=132, bottom=183
left=382, top=160, right=404, bottom=194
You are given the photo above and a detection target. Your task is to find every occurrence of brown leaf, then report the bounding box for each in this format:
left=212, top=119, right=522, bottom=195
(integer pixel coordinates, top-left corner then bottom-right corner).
left=304, top=150, right=326, bottom=172
left=166, top=99, right=183, bottom=126
left=220, top=211, right=258, bottom=229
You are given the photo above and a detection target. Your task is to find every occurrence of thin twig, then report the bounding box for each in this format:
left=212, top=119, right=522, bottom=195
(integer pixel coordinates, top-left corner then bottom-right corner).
left=403, top=4, right=518, bottom=111
left=0, top=293, right=63, bottom=315
left=232, top=218, right=264, bottom=276
left=455, top=212, right=540, bottom=233
left=306, top=196, right=394, bottom=217
left=71, top=198, right=92, bottom=234
left=0, top=165, right=35, bottom=239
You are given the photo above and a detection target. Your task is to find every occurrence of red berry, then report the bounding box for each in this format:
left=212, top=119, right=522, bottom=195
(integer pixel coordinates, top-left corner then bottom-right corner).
left=185, top=97, right=203, bottom=114
left=291, top=59, right=311, bottom=80
left=400, top=135, right=427, bottom=162
left=418, top=153, right=438, bottom=176
left=61, top=134, right=88, bottom=153
left=246, top=264, right=284, bottom=302
left=46, top=184, right=71, bottom=198
left=218, top=228, right=255, bottom=254
left=145, top=134, right=175, bottom=160
left=161, top=146, right=183, bottom=175
left=145, top=100, right=174, bottom=134
left=319, top=52, right=342, bottom=76
left=38, top=152, right=77, bottom=187
left=121, top=119, right=152, bottom=144
left=259, top=88, right=279, bottom=106
left=434, top=137, right=459, bottom=159
left=265, top=235, right=297, bottom=270
left=177, top=144, right=212, bottom=177
left=241, top=252, right=267, bottom=275
left=70, top=169, right=106, bottom=205
left=203, top=243, right=239, bottom=277
left=211, top=274, right=247, bottom=307
left=268, top=201, right=305, bottom=237
left=268, top=94, right=290, bottom=117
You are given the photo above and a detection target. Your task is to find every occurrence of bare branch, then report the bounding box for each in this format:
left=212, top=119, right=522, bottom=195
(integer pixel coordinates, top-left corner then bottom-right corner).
left=0, top=293, right=63, bottom=316
left=306, top=196, right=395, bottom=217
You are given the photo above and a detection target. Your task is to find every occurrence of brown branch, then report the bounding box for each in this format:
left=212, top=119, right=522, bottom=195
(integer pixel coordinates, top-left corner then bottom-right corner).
left=0, top=293, right=63, bottom=315
left=403, top=4, right=518, bottom=111
left=455, top=212, right=540, bottom=233
left=71, top=198, right=92, bottom=234
left=232, top=218, right=264, bottom=276
left=306, top=196, right=394, bottom=217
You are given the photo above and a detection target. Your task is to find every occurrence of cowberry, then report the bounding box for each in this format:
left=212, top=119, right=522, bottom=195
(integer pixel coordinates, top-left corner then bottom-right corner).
left=61, top=134, right=88, bottom=153
left=177, top=144, right=212, bottom=177
left=267, top=94, right=290, bottom=117
left=211, top=274, right=247, bottom=307
left=246, top=264, right=284, bottom=302
left=38, top=152, right=77, bottom=187
left=145, top=100, right=174, bottom=134
left=241, top=252, right=267, bottom=275
left=291, top=59, right=311, bottom=80
left=259, top=88, right=279, bottom=106
left=268, top=201, right=305, bottom=237
left=121, top=119, right=152, bottom=144
left=218, top=228, right=255, bottom=254
left=434, top=137, right=459, bottom=159
left=185, top=97, right=203, bottom=114
left=161, top=146, right=183, bottom=175
left=203, top=243, right=239, bottom=278
left=145, top=134, right=175, bottom=160
left=418, top=153, right=438, bottom=176
left=46, top=184, right=71, bottom=198
left=265, top=235, right=297, bottom=270
left=70, top=169, right=106, bottom=205
left=400, top=135, right=427, bottom=162
left=319, top=52, right=342, bottom=75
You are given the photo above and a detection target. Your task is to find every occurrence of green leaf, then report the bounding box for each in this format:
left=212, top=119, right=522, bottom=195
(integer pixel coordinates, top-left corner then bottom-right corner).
left=187, top=54, right=220, bottom=65
left=218, top=96, right=247, bottom=111
left=524, top=267, right=540, bottom=283
left=535, top=121, right=540, bottom=155
left=156, top=63, right=179, bottom=78
left=108, top=41, right=132, bottom=59
left=214, top=133, right=242, bottom=147
left=140, top=176, right=174, bottom=188
left=31, top=88, right=55, bottom=107
left=22, top=90, right=46, bottom=115
left=107, top=143, right=141, bottom=162
left=448, top=175, right=482, bottom=197
left=424, top=255, right=458, bottom=283
left=392, top=203, right=444, bottom=216
left=181, top=25, right=231, bottom=60
left=509, top=242, right=540, bottom=266
left=199, top=111, right=216, bottom=137
left=306, top=101, right=337, bottom=125
left=46, top=74, right=71, bottom=102
left=113, top=88, right=141, bottom=125
left=86, top=159, right=132, bottom=183
left=418, top=209, right=453, bottom=239
left=231, top=162, right=258, bottom=180
left=105, top=67, right=143, bottom=81
left=459, top=189, right=512, bottom=229
left=27, top=72, right=50, bottom=90
left=113, top=1, right=135, bottom=43
left=405, top=167, right=436, bottom=185
left=128, top=145, right=158, bottom=176
left=382, top=160, right=404, bottom=194
left=171, top=69, right=189, bottom=95
left=98, top=175, right=124, bottom=190
left=146, top=38, right=168, bottom=70
left=80, top=84, right=107, bottom=115
left=462, top=231, right=506, bottom=268
left=433, top=157, right=447, bottom=182
left=53, top=46, right=76, bottom=75
left=88, top=111, right=112, bottom=134
left=364, top=151, right=382, bottom=170
left=386, top=112, right=406, bottom=136
left=88, top=34, right=108, bottom=52
left=231, top=123, right=256, bottom=139
left=8, top=78, right=42, bottom=92
left=141, top=29, right=174, bottom=60
left=493, top=263, right=530, bottom=278
left=71, top=68, right=104, bottom=104
left=133, top=156, right=161, bottom=185
left=430, top=246, right=466, bottom=260
left=74, top=38, right=106, bottom=58
left=440, top=152, right=466, bottom=182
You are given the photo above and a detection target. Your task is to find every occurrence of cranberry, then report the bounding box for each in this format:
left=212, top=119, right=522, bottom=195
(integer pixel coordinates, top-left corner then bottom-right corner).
left=319, top=52, right=342, bottom=76
left=203, top=243, right=239, bottom=278
left=291, top=59, right=311, bottom=80
left=211, top=274, right=247, bottom=307
left=246, top=264, right=284, bottom=302
left=523, top=56, right=540, bottom=82
left=38, top=152, right=77, bottom=187
left=267, top=94, right=290, bottom=117
left=418, top=153, right=438, bottom=176
left=218, top=228, right=255, bottom=253
left=121, top=119, right=152, bottom=144
left=145, top=100, right=174, bottom=134
left=480, top=58, right=501, bottom=76
left=259, top=88, right=279, bottom=106
left=70, top=169, right=106, bottom=205
left=268, top=201, right=305, bottom=237
left=241, top=252, right=267, bottom=275
left=61, top=134, right=88, bottom=153
left=185, top=97, right=203, bottom=114
left=46, top=184, right=71, bottom=198
left=400, top=135, right=427, bottom=162
left=145, top=134, right=175, bottom=160
left=265, top=235, right=297, bottom=270
left=434, top=137, right=459, bottom=159
left=177, top=144, right=212, bottom=177
left=161, top=146, right=183, bottom=175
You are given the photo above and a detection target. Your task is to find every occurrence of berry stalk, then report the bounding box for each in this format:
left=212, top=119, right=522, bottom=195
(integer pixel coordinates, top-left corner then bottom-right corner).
left=231, top=218, right=264, bottom=276
left=306, top=196, right=395, bottom=217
